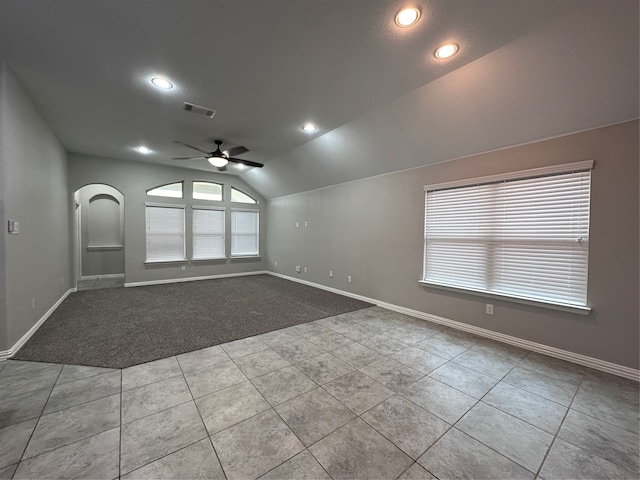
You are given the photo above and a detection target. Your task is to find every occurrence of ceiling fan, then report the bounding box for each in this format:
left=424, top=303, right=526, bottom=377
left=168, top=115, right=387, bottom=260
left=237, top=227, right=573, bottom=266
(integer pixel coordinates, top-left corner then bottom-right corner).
left=172, top=140, right=264, bottom=171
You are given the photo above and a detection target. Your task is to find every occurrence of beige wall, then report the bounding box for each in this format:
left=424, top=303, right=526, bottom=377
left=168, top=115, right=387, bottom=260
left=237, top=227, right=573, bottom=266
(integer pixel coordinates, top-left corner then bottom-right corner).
left=267, top=121, right=639, bottom=369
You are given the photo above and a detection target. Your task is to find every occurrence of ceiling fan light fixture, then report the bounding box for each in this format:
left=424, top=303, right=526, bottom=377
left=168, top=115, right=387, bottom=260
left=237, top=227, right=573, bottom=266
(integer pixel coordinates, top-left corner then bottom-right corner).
left=151, top=77, right=174, bottom=89
left=208, top=156, right=228, bottom=168
left=434, top=43, right=459, bottom=59
left=302, top=123, right=317, bottom=133
left=135, top=146, right=151, bottom=154
left=395, top=7, right=421, bottom=27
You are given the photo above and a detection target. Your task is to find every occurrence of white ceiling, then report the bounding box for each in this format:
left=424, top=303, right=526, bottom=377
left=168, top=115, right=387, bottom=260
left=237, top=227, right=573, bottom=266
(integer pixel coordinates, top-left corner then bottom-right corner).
left=0, top=0, right=638, bottom=198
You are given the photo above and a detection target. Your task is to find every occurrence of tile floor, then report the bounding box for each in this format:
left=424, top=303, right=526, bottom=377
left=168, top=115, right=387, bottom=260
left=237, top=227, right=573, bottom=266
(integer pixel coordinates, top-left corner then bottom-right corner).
left=0, top=306, right=638, bottom=479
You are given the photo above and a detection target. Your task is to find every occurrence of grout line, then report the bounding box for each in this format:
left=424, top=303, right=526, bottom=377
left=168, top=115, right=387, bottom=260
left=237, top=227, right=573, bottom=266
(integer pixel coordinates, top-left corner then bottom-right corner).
left=16, top=365, right=64, bottom=466
left=178, top=359, right=229, bottom=480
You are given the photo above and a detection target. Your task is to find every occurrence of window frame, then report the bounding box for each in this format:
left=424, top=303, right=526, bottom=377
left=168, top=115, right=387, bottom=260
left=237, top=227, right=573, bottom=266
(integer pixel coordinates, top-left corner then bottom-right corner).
left=420, top=160, right=593, bottom=315
left=192, top=181, right=224, bottom=202
left=144, top=202, right=186, bottom=264
left=146, top=181, right=184, bottom=199
left=230, top=187, right=258, bottom=204
left=191, top=205, right=226, bottom=261
left=230, top=208, right=260, bottom=258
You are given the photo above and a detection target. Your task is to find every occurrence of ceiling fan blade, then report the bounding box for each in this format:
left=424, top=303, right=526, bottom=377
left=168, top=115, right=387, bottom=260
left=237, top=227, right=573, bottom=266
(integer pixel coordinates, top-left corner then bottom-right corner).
left=174, top=141, right=211, bottom=155
left=171, top=156, right=206, bottom=160
left=225, top=146, right=249, bottom=157
left=227, top=157, right=264, bottom=168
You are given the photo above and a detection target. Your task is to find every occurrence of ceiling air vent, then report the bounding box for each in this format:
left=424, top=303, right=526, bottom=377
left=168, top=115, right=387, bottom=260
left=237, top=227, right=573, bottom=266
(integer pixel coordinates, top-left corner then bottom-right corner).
left=183, top=102, right=216, bottom=118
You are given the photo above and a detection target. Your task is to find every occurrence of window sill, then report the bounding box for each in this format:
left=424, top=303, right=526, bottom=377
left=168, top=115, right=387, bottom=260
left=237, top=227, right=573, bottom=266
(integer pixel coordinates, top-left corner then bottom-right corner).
left=191, top=258, right=227, bottom=262
left=144, top=259, right=187, bottom=266
left=87, top=245, right=123, bottom=251
left=419, top=280, right=591, bottom=315
left=230, top=255, right=261, bottom=260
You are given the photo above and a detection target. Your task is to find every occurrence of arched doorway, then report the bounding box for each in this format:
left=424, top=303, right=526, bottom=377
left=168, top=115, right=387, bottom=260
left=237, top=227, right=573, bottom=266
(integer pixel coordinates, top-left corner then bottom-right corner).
left=74, top=184, right=125, bottom=289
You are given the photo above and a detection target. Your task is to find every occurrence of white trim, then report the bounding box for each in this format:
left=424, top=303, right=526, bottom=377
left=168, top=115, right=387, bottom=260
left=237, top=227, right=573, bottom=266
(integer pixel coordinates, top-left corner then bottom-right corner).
left=192, top=205, right=226, bottom=211
left=144, top=259, right=187, bottom=266
left=266, top=271, right=639, bottom=381
left=145, top=201, right=186, bottom=209
left=230, top=207, right=260, bottom=213
left=80, top=274, right=125, bottom=280
left=424, top=160, right=594, bottom=192
left=86, top=245, right=123, bottom=250
left=124, top=270, right=268, bottom=288
left=0, top=288, right=76, bottom=362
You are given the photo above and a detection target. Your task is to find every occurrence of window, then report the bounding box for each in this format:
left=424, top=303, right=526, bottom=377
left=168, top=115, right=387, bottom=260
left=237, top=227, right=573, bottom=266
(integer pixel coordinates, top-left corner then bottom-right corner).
left=231, top=210, right=259, bottom=256
left=192, top=207, right=225, bottom=260
left=422, top=161, right=593, bottom=311
left=145, top=204, right=185, bottom=262
left=193, top=181, right=223, bottom=201
left=147, top=182, right=183, bottom=198
left=231, top=187, right=257, bottom=204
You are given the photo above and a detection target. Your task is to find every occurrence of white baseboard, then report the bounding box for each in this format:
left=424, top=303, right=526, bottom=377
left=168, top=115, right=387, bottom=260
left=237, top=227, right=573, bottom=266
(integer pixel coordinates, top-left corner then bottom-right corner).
left=267, top=271, right=640, bottom=381
left=80, top=274, right=125, bottom=280
left=124, top=270, right=268, bottom=288
left=0, top=288, right=77, bottom=362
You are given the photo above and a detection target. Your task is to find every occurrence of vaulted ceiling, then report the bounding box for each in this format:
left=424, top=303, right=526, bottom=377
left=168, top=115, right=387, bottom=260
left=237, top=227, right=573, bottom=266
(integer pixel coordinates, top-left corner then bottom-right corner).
left=0, top=0, right=638, bottom=198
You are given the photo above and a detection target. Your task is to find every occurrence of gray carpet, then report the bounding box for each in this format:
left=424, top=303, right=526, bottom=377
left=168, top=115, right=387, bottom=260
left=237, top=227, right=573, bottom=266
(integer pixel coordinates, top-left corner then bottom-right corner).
left=14, top=275, right=373, bottom=368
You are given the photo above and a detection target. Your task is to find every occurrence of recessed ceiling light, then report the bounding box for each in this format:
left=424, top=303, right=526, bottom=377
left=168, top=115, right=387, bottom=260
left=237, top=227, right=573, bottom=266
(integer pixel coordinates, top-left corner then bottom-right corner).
left=151, top=77, right=173, bottom=89
left=395, top=7, right=421, bottom=27
left=434, top=43, right=459, bottom=59
left=135, top=146, right=151, bottom=154
left=302, top=123, right=317, bottom=133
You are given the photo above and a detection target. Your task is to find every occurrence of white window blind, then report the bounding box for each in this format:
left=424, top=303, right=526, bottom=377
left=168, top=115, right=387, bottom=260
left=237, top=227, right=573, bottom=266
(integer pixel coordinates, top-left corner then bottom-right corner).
left=231, top=210, right=259, bottom=256
left=145, top=204, right=185, bottom=262
left=192, top=207, right=225, bottom=260
left=423, top=162, right=592, bottom=308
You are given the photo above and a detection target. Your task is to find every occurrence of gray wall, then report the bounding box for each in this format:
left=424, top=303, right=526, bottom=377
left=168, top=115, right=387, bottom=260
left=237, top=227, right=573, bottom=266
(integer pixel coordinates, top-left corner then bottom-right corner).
left=267, top=121, right=640, bottom=369
left=0, top=64, right=6, bottom=350
left=77, top=184, right=125, bottom=277
left=68, top=154, right=267, bottom=284
left=1, top=65, right=72, bottom=350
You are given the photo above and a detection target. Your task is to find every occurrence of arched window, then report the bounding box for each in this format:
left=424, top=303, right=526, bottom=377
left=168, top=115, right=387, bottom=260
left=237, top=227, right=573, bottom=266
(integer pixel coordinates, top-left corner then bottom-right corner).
left=193, top=181, right=223, bottom=201
left=147, top=182, right=183, bottom=198
left=231, top=187, right=257, bottom=204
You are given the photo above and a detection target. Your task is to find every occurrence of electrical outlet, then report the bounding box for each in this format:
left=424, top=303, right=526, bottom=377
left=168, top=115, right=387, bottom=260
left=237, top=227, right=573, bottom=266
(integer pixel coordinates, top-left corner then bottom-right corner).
left=31, top=298, right=36, bottom=310
left=347, top=275, right=352, bottom=283
left=486, top=304, right=494, bottom=315
left=296, top=265, right=301, bottom=273
left=181, top=265, right=186, bottom=271
left=274, top=261, right=278, bottom=267
left=329, top=270, right=333, bottom=278
left=296, top=222, right=299, bottom=228
left=304, top=221, right=308, bottom=227
left=304, top=266, right=308, bottom=273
